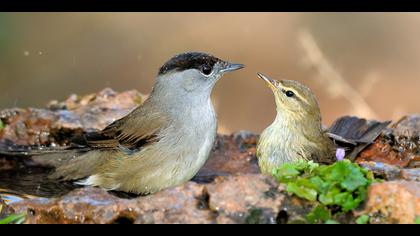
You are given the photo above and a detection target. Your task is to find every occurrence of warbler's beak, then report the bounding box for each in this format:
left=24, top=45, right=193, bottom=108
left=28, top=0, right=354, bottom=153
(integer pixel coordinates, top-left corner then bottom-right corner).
left=257, top=72, right=278, bottom=91
left=221, top=62, right=245, bottom=73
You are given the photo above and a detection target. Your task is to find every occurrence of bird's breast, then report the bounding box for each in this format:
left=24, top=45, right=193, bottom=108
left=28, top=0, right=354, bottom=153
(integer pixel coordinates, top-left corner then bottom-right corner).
left=160, top=100, right=217, bottom=181
left=257, top=118, right=308, bottom=173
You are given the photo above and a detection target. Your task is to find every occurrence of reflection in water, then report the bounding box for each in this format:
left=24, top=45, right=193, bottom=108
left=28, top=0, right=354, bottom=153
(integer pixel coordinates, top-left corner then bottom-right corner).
left=0, top=189, right=37, bottom=204
left=0, top=161, right=80, bottom=199
left=0, top=157, right=143, bottom=200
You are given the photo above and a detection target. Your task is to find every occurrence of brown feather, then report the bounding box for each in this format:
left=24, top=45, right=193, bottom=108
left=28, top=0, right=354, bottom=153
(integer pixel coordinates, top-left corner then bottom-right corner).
left=47, top=97, right=170, bottom=181
left=92, top=98, right=169, bottom=150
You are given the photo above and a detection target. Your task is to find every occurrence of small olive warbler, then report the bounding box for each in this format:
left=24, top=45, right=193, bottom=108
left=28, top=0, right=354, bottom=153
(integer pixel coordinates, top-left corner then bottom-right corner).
left=256, top=73, right=335, bottom=175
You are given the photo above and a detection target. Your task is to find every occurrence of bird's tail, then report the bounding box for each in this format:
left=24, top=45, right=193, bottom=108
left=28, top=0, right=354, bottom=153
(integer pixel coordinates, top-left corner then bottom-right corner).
left=0, top=139, right=90, bottom=168
left=0, top=139, right=92, bottom=197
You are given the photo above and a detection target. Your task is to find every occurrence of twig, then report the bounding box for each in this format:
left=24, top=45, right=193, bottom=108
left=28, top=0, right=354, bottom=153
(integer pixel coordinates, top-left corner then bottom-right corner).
left=298, top=30, right=378, bottom=119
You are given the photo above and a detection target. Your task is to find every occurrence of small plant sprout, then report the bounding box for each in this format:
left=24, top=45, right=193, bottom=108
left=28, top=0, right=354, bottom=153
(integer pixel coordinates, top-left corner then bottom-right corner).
left=273, top=159, right=376, bottom=223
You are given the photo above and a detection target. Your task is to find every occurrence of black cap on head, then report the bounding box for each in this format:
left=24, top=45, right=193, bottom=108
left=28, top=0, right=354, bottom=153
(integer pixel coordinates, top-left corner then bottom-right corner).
left=158, top=52, right=222, bottom=76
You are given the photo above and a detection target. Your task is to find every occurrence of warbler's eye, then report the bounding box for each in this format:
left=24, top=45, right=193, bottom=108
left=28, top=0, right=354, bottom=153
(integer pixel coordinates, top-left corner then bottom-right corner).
left=285, top=90, right=295, bottom=97
left=201, top=64, right=212, bottom=75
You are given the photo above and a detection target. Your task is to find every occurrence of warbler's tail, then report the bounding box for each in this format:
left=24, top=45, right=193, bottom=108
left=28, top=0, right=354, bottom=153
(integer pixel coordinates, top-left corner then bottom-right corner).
left=326, top=116, right=391, bottom=160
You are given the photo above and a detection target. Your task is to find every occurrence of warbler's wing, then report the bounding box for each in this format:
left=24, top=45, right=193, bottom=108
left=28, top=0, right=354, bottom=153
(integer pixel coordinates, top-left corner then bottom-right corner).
left=327, top=116, right=391, bottom=144
left=326, top=116, right=391, bottom=161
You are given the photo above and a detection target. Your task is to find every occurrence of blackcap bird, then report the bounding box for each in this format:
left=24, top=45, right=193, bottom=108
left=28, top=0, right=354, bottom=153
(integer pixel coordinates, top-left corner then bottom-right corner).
left=4, top=52, right=244, bottom=194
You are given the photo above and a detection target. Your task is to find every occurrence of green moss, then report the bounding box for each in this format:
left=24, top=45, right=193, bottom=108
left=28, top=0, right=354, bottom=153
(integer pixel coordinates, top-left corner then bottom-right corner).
left=0, top=119, right=4, bottom=130
left=306, top=205, right=331, bottom=224
left=273, top=160, right=376, bottom=224
left=0, top=213, right=26, bottom=224
left=325, top=219, right=340, bottom=224
left=356, top=214, right=370, bottom=224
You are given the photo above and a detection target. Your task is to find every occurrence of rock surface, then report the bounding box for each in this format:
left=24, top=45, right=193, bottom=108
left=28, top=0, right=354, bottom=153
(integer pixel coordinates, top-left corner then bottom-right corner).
left=0, top=198, right=10, bottom=219
left=363, top=181, right=420, bottom=224
left=6, top=175, right=285, bottom=224
left=355, top=115, right=420, bottom=182
left=0, top=89, right=419, bottom=224
left=206, top=174, right=283, bottom=224
left=0, top=88, right=145, bottom=146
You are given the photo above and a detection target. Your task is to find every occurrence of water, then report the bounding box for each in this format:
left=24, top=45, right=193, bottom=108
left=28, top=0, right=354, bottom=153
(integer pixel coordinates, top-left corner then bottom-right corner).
left=0, top=159, right=80, bottom=200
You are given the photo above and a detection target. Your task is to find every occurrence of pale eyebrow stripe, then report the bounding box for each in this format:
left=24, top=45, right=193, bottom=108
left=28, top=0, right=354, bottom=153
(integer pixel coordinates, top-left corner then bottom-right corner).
left=281, top=87, right=311, bottom=106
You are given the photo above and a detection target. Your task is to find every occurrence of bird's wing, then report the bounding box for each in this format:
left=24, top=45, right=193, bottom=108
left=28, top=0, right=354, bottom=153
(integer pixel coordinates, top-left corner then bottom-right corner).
left=39, top=99, right=169, bottom=180
left=82, top=99, right=169, bottom=151
left=327, top=116, right=391, bottom=144
left=326, top=116, right=391, bottom=161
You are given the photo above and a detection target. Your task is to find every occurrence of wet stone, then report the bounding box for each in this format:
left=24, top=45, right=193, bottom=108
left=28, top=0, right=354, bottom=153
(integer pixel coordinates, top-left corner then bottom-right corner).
left=356, top=139, right=413, bottom=168
left=0, top=89, right=419, bottom=224
left=356, top=115, right=420, bottom=168
left=363, top=181, right=420, bottom=224
left=8, top=184, right=215, bottom=224
left=193, top=134, right=260, bottom=183
left=392, top=114, right=420, bottom=139
left=358, top=161, right=402, bottom=180
left=6, top=175, right=288, bottom=224
left=0, top=88, right=146, bottom=146
left=206, top=174, right=283, bottom=224
left=400, top=168, right=420, bottom=181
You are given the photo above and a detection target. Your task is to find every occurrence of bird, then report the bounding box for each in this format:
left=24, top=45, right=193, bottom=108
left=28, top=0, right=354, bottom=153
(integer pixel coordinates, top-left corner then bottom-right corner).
left=255, top=73, right=336, bottom=175
left=0, top=52, right=244, bottom=195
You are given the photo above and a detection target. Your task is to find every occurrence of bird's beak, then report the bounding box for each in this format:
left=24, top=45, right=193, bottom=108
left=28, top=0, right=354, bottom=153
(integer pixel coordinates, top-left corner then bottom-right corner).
left=257, top=72, right=278, bottom=91
left=221, top=62, right=245, bottom=73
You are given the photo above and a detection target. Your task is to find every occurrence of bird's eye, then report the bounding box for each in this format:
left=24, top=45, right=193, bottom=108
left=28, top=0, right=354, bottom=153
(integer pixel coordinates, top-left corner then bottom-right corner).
left=285, top=90, right=294, bottom=97
left=201, top=65, right=212, bottom=75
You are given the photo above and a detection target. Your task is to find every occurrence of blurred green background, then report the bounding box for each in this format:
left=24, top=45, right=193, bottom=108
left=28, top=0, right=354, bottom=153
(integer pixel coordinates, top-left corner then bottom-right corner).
left=0, top=13, right=419, bottom=133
